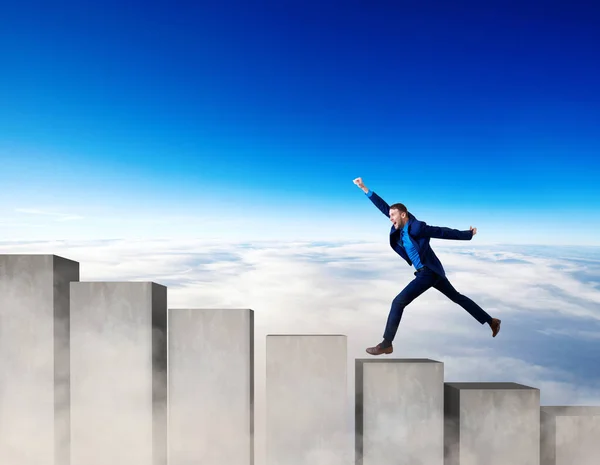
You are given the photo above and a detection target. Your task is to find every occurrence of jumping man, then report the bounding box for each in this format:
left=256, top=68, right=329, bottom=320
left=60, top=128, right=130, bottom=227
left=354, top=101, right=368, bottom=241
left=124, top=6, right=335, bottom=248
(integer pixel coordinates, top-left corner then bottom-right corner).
left=353, top=177, right=501, bottom=355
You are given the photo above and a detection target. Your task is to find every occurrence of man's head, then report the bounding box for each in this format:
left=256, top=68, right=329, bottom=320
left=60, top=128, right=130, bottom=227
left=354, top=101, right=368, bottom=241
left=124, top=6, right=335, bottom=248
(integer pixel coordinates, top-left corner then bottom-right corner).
left=389, top=203, right=408, bottom=230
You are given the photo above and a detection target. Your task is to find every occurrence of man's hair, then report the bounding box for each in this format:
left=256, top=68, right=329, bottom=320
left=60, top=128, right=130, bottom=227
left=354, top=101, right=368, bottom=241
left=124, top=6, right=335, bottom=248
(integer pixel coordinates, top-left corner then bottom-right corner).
left=390, top=203, right=407, bottom=214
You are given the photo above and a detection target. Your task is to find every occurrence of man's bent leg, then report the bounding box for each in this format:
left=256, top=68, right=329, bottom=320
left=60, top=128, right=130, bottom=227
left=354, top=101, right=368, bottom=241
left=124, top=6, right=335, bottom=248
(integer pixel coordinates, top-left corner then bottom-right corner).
left=433, top=276, right=492, bottom=324
left=382, top=271, right=436, bottom=342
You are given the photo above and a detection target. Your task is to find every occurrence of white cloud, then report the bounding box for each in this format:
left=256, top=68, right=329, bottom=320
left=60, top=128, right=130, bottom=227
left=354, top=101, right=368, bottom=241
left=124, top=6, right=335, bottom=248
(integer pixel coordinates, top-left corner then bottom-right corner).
left=536, top=327, right=600, bottom=340
left=1, top=238, right=599, bottom=464
left=13, top=208, right=84, bottom=221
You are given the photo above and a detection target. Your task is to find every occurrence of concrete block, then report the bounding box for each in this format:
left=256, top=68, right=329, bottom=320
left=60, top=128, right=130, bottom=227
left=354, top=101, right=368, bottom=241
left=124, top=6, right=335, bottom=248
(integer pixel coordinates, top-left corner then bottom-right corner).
left=168, top=308, right=254, bottom=465
left=540, top=406, right=600, bottom=465
left=0, top=254, right=79, bottom=465
left=266, top=335, right=348, bottom=465
left=444, top=382, right=540, bottom=465
left=356, top=359, right=444, bottom=465
left=69, top=282, right=167, bottom=465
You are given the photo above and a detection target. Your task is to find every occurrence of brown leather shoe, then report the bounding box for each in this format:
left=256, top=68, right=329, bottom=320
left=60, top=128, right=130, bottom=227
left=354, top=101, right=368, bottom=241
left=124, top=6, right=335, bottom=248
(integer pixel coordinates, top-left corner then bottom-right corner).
left=490, top=318, right=501, bottom=337
left=366, top=342, right=393, bottom=355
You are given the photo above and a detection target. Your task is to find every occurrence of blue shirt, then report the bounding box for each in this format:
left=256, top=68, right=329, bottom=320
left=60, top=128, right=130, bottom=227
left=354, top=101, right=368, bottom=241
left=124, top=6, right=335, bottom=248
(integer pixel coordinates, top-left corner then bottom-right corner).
left=401, top=221, right=423, bottom=270
left=366, top=189, right=423, bottom=270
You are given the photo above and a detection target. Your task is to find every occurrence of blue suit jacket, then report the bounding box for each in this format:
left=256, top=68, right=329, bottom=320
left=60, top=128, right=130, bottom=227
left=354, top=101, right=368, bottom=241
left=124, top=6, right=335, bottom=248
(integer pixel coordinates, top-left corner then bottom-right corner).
left=367, top=190, right=474, bottom=277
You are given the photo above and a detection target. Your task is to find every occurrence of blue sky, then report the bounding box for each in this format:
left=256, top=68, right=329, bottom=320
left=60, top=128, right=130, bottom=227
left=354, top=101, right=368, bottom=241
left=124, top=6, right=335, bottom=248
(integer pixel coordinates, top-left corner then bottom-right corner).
left=1, top=0, right=599, bottom=244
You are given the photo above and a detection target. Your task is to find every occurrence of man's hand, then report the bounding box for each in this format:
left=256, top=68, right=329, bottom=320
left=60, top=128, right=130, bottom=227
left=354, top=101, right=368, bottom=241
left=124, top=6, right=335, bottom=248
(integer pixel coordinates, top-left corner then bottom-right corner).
left=353, top=177, right=369, bottom=193
left=470, top=226, right=477, bottom=235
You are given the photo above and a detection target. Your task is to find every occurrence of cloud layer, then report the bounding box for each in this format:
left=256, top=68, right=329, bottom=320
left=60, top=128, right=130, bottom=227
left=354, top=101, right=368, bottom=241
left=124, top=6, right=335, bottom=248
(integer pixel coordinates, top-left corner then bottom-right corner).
left=1, top=238, right=599, bottom=464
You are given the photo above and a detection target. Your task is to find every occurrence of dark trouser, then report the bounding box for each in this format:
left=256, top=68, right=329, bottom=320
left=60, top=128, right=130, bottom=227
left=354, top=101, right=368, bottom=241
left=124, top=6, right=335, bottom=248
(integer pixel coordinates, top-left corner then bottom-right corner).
left=383, top=266, right=493, bottom=342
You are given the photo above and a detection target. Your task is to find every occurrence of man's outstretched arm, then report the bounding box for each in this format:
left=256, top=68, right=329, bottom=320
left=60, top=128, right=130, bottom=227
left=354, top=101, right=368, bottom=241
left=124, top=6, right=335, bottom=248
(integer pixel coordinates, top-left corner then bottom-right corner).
left=416, top=223, right=478, bottom=240
left=353, top=177, right=391, bottom=217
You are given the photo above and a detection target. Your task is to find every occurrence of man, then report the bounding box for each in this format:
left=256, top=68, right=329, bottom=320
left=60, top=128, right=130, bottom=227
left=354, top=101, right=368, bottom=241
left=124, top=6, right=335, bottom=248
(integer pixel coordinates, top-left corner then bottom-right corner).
left=353, top=177, right=501, bottom=355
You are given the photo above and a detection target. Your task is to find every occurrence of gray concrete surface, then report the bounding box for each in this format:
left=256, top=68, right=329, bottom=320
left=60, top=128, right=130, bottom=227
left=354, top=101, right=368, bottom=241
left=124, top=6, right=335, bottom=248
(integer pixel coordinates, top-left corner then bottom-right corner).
left=540, top=406, right=600, bottom=465
left=168, top=308, right=254, bottom=465
left=266, top=334, right=348, bottom=465
left=69, top=282, right=167, bottom=465
left=0, top=254, right=79, bottom=465
left=444, top=382, right=540, bottom=465
left=356, top=359, right=444, bottom=465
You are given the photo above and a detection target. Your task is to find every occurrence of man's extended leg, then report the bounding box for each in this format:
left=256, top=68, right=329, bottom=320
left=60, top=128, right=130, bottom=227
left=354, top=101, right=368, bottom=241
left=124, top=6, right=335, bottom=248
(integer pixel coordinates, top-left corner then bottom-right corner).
left=433, top=275, right=501, bottom=336
left=366, top=268, right=437, bottom=355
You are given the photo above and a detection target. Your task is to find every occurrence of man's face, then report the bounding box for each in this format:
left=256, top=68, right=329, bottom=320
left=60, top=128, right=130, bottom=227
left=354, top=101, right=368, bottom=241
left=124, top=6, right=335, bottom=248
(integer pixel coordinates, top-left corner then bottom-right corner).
left=389, top=208, right=406, bottom=230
